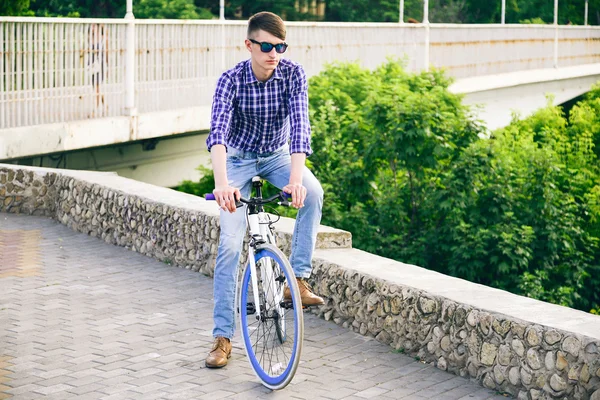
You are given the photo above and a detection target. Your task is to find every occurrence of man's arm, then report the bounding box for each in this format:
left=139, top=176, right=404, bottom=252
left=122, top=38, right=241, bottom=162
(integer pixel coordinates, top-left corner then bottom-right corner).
left=207, top=74, right=239, bottom=213
left=284, top=64, right=311, bottom=208
left=287, top=65, right=312, bottom=157
left=207, top=74, right=234, bottom=155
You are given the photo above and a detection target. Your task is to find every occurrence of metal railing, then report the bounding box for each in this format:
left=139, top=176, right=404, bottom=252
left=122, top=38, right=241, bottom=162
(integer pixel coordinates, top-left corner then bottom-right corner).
left=1, top=17, right=599, bottom=129
left=1, top=19, right=127, bottom=128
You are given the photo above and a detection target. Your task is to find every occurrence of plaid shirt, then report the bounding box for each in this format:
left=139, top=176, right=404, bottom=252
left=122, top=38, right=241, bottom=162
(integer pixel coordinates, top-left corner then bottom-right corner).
left=206, top=58, right=312, bottom=156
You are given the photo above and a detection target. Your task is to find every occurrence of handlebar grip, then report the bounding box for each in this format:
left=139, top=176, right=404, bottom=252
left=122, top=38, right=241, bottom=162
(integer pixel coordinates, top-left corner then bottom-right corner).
left=281, top=192, right=292, bottom=200
left=205, top=193, right=215, bottom=201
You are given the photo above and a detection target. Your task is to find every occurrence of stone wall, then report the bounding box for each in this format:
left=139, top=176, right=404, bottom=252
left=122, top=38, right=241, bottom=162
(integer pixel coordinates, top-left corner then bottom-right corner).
left=54, top=173, right=221, bottom=275
left=0, top=164, right=350, bottom=276
left=0, top=167, right=57, bottom=216
left=1, top=163, right=600, bottom=400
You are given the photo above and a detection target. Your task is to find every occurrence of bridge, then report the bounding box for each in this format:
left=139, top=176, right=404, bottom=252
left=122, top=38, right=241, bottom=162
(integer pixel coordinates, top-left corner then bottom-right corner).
left=1, top=18, right=599, bottom=186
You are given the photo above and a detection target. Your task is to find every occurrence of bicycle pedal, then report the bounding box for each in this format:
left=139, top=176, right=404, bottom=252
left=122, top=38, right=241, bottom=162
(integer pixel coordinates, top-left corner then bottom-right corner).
left=280, top=301, right=295, bottom=310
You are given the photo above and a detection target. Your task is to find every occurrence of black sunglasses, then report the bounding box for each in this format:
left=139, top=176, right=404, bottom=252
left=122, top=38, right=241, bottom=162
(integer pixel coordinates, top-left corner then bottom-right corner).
left=248, top=38, right=288, bottom=54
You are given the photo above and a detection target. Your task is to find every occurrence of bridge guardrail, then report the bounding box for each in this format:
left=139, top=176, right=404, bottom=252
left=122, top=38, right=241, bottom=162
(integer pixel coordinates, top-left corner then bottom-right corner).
left=1, top=18, right=600, bottom=130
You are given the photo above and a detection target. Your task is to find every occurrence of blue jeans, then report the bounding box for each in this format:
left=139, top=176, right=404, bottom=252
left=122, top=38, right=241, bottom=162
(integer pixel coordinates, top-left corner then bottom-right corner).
left=212, top=145, right=324, bottom=339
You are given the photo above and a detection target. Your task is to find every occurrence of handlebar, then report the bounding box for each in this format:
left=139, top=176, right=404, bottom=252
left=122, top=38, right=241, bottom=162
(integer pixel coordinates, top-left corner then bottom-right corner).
left=205, top=191, right=292, bottom=207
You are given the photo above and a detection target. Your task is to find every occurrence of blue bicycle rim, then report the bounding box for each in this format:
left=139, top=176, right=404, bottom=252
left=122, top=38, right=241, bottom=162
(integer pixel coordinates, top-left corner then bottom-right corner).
left=240, top=248, right=300, bottom=387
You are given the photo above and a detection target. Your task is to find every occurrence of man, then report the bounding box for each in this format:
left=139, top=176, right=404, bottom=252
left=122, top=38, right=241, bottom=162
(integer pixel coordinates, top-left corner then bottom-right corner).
left=205, top=11, right=325, bottom=369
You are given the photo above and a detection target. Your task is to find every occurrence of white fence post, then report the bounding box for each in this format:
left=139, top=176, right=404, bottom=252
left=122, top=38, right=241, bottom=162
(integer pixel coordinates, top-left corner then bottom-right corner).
left=0, top=24, right=5, bottom=128
left=501, top=0, right=506, bottom=24
left=399, top=0, right=404, bottom=23
left=424, top=0, right=430, bottom=72
left=554, top=0, right=559, bottom=68
left=125, top=0, right=137, bottom=119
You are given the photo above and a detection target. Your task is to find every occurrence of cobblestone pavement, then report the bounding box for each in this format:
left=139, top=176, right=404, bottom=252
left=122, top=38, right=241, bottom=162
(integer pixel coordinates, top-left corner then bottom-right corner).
left=0, top=213, right=509, bottom=400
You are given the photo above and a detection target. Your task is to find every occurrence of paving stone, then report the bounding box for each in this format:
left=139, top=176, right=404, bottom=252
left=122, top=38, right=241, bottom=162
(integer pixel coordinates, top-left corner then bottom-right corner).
left=458, top=388, right=507, bottom=399
left=198, top=389, right=237, bottom=399
left=3, top=383, right=46, bottom=397
left=426, top=384, right=483, bottom=400
left=130, top=382, right=169, bottom=394
left=32, top=383, right=74, bottom=395
left=355, top=386, right=390, bottom=398
left=64, top=382, right=106, bottom=395
left=322, top=387, right=360, bottom=399
left=416, top=377, right=473, bottom=399
left=160, top=382, right=205, bottom=394
left=100, top=390, right=144, bottom=400
left=97, top=382, right=138, bottom=395
left=0, top=213, right=507, bottom=400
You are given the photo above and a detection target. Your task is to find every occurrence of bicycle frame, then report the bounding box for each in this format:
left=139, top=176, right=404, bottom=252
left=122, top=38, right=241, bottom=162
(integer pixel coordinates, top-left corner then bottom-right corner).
left=237, top=178, right=283, bottom=323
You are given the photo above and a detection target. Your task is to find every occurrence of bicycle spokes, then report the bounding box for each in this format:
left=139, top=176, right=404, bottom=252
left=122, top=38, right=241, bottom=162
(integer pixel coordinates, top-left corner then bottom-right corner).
left=239, top=246, right=303, bottom=389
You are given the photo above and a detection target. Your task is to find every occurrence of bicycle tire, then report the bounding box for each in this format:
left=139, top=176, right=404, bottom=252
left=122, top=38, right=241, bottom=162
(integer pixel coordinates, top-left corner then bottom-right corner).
left=239, top=244, right=304, bottom=390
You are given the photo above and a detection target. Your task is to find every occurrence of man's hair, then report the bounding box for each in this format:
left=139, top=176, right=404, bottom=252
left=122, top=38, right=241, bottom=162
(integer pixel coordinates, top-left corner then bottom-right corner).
left=247, top=12, right=286, bottom=40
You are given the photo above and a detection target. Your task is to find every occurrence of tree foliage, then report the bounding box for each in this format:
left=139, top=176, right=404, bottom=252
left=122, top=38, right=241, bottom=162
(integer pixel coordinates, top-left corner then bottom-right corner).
left=135, top=0, right=212, bottom=19
left=26, top=0, right=124, bottom=18
left=4, top=0, right=212, bottom=19
left=3, top=0, right=599, bottom=24
left=0, top=0, right=32, bottom=16
left=195, top=0, right=307, bottom=20
left=307, top=60, right=600, bottom=313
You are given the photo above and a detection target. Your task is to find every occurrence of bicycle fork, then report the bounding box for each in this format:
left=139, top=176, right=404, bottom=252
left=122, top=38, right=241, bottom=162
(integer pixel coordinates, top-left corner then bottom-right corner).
left=244, top=212, right=282, bottom=321
left=245, top=213, right=269, bottom=321
left=246, top=246, right=262, bottom=320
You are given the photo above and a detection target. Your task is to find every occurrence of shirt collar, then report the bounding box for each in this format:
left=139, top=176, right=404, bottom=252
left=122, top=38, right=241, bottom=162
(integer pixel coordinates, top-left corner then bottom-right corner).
left=244, top=59, right=284, bottom=85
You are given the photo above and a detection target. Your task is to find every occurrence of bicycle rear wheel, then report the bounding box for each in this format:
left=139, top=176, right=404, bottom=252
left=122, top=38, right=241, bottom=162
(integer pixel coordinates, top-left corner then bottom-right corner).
left=239, top=244, right=304, bottom=390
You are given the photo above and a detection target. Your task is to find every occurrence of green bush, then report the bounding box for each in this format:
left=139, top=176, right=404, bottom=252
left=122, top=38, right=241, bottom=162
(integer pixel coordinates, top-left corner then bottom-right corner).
left=176, top=165, right=215, bottom=197
left=307, top=60, right=600, bottom=313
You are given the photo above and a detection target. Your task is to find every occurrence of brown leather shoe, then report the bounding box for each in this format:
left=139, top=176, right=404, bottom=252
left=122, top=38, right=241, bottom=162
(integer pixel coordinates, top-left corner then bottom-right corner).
left=205, top=337, right=232, bottom=368
left=284, top=278, right=325, bottom=306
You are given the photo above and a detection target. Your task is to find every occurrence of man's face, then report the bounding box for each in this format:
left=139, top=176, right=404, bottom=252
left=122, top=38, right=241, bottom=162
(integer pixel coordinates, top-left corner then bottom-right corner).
left=245, top=29, right=285, bottom=74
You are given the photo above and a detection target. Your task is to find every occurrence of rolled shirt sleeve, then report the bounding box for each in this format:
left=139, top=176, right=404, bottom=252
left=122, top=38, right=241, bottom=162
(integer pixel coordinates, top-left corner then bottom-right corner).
left=287, top=65, right=312, bottom=156
left=206, top=74, right=235, bottom=152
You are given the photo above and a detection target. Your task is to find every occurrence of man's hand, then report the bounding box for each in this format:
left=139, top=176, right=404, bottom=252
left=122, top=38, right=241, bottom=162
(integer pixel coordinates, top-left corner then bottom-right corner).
left=285, top=153, right=307, bottom=209
left=283, top=182, right=306, bottom=209
left=213, top=186, right=241, bottom=213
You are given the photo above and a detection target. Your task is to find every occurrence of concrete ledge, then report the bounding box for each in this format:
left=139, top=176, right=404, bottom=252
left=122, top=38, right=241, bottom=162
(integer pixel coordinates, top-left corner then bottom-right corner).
left=0, top=106, right=212, bottom=161
left=0, top=118, right=131, bottom=160
left=136, top=106, right=211, bottom=140
left=1, top=163, right=599, bottom=400
left=450, top=63, right=600, bottom=95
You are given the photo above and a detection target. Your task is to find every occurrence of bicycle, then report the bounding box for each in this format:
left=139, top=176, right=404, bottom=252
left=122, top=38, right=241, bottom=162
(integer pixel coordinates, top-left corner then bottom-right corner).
left=206, top=176, right=304, bottom=390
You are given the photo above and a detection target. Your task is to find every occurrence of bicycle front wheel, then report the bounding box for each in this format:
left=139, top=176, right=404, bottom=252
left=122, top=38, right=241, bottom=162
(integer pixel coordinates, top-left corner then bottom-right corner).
left=239, top=244, right=304, bottom=390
